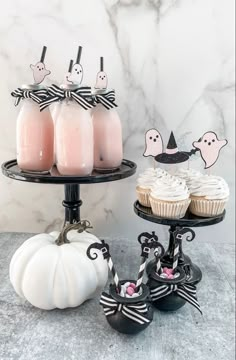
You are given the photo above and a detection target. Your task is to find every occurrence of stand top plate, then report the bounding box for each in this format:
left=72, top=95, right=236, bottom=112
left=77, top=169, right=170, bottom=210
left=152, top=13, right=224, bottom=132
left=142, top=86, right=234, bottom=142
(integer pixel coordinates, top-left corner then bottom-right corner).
left=134, top=200, right=225, bottom=228
left=1, top=159, right=137, bottom=185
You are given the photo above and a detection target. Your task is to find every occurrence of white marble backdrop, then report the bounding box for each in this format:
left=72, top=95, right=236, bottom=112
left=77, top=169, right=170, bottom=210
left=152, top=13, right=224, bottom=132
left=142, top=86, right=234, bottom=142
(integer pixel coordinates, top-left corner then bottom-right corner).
left=0, top=0, right=235, bottom=242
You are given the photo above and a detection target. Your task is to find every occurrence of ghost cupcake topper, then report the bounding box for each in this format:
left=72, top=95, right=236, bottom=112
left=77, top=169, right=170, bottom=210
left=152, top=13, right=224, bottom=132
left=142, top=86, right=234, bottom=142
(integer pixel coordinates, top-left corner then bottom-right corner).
left=30, top=46, right=51, bottom=84
left=192, top=131, right=228, bottom=169
left=95, top=57, right=108, bottom=90
left=143, top=129, right=163, bottom=158
left=67, top=46, right=83, bottom=85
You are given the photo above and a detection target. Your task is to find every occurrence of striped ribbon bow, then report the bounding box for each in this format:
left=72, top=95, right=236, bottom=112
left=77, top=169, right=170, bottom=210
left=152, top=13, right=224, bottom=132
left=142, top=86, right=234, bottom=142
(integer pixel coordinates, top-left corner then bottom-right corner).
left=150, top=283, right=202, bottom=314
left=100, top=292, right=151, bottom=325
left=39, top=84, right=94, bottom=111
left=11, top=88, right=48, bottom=106
left=94, top=90, right=117, bottom=110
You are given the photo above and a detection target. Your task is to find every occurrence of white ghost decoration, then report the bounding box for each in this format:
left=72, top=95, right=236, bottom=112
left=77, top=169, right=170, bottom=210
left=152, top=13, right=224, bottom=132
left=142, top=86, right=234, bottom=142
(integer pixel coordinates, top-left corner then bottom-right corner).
left=95, top=71, right=108, bottom=89
left=143, top=129, right=163, bottom=157
left=67, top=63, right=83, bottom=85
left=30, top=62, right=51, bottom=84
left=193, top=131, right=228, bottom=169
left=64, top=72, right=73, bottom=85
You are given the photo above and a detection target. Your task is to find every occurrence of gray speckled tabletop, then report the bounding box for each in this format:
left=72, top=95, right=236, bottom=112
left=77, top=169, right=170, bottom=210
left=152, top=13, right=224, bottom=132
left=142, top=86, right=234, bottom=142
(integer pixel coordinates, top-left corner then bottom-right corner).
left=0, top=231, right=235, bottom=360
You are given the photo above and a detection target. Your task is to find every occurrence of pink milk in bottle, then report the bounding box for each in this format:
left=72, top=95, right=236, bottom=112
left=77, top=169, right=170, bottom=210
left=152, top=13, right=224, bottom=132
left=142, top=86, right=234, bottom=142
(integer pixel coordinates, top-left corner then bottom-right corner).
left=92, top=96, right=123, bottom=170
left=55, top=85, right=93, bottom=176
left=16, top=85, right=54, bottom=172
left=51, top=102, right=61, bottom=164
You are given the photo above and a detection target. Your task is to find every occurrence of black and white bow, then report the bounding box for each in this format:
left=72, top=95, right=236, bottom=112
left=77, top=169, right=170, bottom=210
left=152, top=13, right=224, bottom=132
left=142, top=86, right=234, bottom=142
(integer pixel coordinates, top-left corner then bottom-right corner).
left=100, top=292, right=151, bottom=325
left=150, top=283, right=202, bottom=314
left=11, top=88, right=48, bottom=106
left=39, top=84, right=94, bottom=111
left=94, top=90, right=117, bottom=110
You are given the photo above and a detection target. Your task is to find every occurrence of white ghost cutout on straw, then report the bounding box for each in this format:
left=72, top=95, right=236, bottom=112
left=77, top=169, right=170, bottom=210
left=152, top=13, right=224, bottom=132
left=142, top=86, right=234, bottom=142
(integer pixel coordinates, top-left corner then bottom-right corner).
left=95, top=57, right=108, bottom=89
left=30, top=46, right=51, bottom=84
left=193, top=131, right=228, bottom=169
left=67, top=46, right=83, bottom=85
left=64, top=59, right=74, bottom=85
left=67, top=63, right=83, bottom=85
left=143, top=129, right=163, bottom=157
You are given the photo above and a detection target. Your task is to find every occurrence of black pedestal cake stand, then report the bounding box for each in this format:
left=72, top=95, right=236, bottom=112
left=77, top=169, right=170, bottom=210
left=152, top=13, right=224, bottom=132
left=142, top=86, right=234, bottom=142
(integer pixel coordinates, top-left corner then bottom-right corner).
left=1, top=159, right=137, bottom=224
left=134, top=201, right=225, bottom=285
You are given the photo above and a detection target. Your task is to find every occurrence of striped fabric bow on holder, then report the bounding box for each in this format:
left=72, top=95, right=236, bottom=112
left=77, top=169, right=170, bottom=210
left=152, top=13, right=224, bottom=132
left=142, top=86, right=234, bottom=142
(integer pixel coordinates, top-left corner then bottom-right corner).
left=94, top=90, right=117, bottom=110
left=39, top=84, right=94, bottom=111
left=150, top=283, right=202, bottom=314
left=100, top=292, right=151, bottom=325
left=11, top=88, right=48, bottom=106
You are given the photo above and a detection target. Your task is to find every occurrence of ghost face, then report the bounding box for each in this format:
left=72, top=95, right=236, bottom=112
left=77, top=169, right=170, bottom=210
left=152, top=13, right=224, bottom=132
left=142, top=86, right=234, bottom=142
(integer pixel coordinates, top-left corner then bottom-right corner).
left=193, top=131, right=228, bottom=169
left=30, top=62, right=51, bottom=84
left=67, top=63, right=83, bottom=85
left=143, top=129, right=163, bottom=157
left=94, top=71, right=108, bottom=89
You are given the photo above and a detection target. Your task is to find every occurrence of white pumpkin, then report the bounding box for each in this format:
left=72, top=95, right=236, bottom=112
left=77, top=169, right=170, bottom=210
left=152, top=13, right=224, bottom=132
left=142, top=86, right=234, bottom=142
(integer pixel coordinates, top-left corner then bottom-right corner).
left=9, top=223, right=108, bottom=310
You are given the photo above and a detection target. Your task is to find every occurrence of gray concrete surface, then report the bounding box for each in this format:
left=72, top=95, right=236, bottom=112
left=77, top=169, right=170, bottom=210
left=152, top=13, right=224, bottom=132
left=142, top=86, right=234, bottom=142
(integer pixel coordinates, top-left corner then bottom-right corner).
left=0, top=231, right=235, bottom=360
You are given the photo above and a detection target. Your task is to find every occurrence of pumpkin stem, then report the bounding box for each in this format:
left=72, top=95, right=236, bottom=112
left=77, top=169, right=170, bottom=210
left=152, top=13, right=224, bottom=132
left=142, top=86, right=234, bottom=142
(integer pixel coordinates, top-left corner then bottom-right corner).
left=55, top=220, right=93, bottom=246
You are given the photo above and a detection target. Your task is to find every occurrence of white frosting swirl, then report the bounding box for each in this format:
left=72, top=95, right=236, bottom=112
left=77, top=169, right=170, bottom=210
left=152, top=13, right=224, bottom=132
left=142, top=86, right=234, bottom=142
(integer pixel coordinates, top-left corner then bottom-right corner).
left=174, top=168, right=202, bottom=185
left=188, top=175, right=229, bottom=199
left=150, top=176, right=190, bottom=201
left=137, top=167, right=169, bottom=189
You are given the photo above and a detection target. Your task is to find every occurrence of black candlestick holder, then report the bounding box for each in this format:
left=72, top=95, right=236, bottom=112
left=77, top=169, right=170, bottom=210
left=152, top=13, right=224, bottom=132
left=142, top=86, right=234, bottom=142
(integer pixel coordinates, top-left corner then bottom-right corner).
left=134, top=201, right=225, bottom=285
left=2, top=159, right=137, bottom=225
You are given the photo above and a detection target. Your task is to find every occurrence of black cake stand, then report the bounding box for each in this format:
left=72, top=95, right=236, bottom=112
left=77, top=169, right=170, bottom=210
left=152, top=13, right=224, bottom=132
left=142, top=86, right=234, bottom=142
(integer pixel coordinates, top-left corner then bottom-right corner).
left=1, top=159, right=137, bottom=224
left=134, top=200, right=225, bottom=285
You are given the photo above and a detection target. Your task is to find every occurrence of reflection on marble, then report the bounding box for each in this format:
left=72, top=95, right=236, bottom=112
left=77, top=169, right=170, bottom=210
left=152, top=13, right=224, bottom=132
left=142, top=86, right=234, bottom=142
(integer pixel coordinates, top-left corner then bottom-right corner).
left=0, top=0, right=235, bottom=242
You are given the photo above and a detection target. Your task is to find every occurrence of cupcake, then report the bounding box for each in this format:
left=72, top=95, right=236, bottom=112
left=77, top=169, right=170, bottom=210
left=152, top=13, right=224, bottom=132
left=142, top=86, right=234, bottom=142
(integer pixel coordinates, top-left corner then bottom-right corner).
left=188, top=175, right=229, bottom=217
left=174, top=168, right=202, bottom=186
left=149, top=176, right=191, bottom=219
left=136, top=168, right=169, bottom=207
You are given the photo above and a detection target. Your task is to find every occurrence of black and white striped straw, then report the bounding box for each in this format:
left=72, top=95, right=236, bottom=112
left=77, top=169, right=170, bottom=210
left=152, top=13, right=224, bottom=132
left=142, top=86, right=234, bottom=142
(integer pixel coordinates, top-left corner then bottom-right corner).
left=136, top=256, right=147, bottom=292
left=107, top=256, right=121, bottom=293
left=86, top=239, right=121, bottom=293
left=154, top=248, right=162, bottom=275
left=172, top=238, right=179, bottom=272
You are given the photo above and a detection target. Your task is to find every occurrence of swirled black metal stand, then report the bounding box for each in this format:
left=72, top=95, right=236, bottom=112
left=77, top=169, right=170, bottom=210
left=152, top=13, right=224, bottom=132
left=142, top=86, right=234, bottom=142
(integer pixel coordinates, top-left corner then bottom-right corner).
left=1, top=159, right=137, bottom=225
left=134, top=201, right=226, bottom=285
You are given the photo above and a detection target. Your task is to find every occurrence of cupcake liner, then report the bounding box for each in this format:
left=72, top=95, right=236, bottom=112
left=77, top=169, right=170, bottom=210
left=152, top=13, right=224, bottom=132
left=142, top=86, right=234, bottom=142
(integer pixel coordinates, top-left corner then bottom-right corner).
left=136, top=187, right=151, bottom=207
left=189, top=197, right=228, bottom=217
left=149, top=196, right=191, bottom=219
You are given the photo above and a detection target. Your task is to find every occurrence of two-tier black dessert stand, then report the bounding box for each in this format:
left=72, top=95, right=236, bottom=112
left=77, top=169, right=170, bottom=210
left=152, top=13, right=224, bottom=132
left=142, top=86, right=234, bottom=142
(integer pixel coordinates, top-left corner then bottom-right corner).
left=2, top=159, right=137, bottom=225
left=134, top=201, right=225, bottom=285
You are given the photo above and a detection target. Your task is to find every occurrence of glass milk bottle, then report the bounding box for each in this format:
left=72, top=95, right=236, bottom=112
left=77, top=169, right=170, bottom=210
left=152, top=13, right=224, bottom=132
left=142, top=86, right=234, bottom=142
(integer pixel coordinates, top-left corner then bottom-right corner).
left=92, top=90, right=123, bottom=171
left=16, top=85, right=54, bottom=172
left=55, top=84, right=93, bottom=176
left=51, top=102, right=62, bottom=164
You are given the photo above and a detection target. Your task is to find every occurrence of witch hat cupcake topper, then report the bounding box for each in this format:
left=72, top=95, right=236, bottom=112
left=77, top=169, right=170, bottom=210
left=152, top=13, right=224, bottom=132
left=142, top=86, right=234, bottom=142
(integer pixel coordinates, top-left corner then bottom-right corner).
left=30, top=46, right=51, bottom=84
left=155, top=131, right=189, bottom=164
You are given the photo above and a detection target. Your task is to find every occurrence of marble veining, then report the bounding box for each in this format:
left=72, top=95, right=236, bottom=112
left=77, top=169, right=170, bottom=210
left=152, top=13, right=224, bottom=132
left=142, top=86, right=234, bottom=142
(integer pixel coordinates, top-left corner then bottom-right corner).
left=0, top=0, right=234, bottom=241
